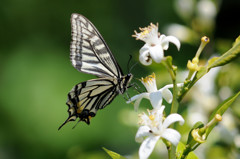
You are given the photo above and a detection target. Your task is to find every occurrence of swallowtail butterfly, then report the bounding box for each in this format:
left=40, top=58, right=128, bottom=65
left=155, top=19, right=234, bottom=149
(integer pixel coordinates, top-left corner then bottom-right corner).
left=59, top=13, right=133, bottom=130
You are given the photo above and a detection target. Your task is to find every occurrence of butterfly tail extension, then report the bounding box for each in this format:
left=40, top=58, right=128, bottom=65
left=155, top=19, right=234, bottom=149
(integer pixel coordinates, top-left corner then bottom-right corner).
left=58, top=95, right=78, bottom=130
left=58, top=115, right=77, bottom=130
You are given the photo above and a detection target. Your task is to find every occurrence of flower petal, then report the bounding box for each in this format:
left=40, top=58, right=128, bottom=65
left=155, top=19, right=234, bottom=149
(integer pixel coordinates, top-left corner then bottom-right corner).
left=161, top=88, right=173, bottom=103
left=161, top=128, right=181, bottom=146
left=148, top=45, right=164, bottom=63
left=163, top=36, right=181, bottom=51
left=139, top=113, right=151, bottom=125
left=139, top=45, right=152, bottom=65
left=139, top=136, right=160, bottom=159
left=154, top=105, right=165, bottom=122
left=159, top=35, right=169, bottom=50
left=134, top=98, right=143, bottom=111
left=149, top=91, right=163, bottom=108
left=127, top=93, right=149, bottom=111
left=135, top=126, right=151, bottom=143
left=159, top=83, right=183, bottom=103
left=176, top=83, right=184, bottom=87
left=127, top=94, right=140, bottom=103
left=162, top=114, right=185, bottom=129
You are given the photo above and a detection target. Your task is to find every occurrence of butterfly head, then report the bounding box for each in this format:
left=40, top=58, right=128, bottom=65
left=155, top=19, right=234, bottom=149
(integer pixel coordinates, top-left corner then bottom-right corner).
left=119, top=73, right=133, bottom=94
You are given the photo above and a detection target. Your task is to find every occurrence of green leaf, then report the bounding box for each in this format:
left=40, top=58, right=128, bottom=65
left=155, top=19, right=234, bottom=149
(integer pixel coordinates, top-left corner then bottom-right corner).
left=102, top=147, right=126, bottom=159
left=233, top=35, right=240, bottom=45
left=176, top=142, right=185, bottom=159
left=206, top=91, right=240, bottom=137
left=195, top=66, right=207, bottom=79
left=207, top=35, right=240, bottom=70
left=207, top=57, right=219, bottom=67
left=186, top=152, right=199, bottom=159
left=190, top=66, right=207, bottom=86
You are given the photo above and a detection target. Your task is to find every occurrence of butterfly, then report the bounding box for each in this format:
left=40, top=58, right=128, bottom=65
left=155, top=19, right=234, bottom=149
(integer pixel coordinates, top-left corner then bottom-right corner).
left=58, top=13, right=133, bottom=130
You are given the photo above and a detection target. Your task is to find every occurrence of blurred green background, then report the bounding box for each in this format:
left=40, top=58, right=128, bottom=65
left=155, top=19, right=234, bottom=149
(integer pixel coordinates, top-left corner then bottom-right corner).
left=0, top=0, right=240, bottom=159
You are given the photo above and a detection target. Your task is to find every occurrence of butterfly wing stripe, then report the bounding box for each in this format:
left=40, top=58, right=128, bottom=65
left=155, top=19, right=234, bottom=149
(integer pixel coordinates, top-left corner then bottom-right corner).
left=70, top=13, right=123, bottom=78
left=89, top=85, right=113, bottom=96
left=97, top=87, right=118, bottom=110
left=79, top=85, right=98, bottom=94
left=88, top=86, right=117, bottom=111
left=81, top=67, right=114, bottom=77
left=84, top=79, right=114, bottom=87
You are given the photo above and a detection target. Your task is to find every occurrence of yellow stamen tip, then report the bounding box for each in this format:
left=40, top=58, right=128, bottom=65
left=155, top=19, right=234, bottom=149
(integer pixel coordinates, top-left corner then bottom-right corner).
left=141, top=73, right=156, bottom=83
left=142, top=30, right=149, bottom=35
left=201, top=36, right=210, bottom=44
left=151, top=72, right=155, bottom=78
left=149, top=115, right=155, bottom=121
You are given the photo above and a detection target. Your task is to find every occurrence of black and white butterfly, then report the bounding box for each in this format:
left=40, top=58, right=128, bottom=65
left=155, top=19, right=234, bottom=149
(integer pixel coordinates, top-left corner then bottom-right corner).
left=59, top=13, right=133, bottom=130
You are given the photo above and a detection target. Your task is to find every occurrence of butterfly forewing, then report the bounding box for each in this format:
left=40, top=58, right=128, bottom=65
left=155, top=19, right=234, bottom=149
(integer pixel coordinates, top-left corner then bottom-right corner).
left=70, top=13, right=123, bottom=78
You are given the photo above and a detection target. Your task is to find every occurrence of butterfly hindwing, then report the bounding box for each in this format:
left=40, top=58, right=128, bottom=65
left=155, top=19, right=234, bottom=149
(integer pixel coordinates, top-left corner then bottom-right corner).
left=58, top=78, right=119, bottom=130
left=70, top=13, right=123, bottom=78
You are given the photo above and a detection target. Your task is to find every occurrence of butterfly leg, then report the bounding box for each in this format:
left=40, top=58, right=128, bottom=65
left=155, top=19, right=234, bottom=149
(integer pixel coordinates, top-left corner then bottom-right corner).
left=128, top=82, right=143, bottom=93
left=126, top=91, right=131, bottom=100
left=72, top=119, right=82, bottom=129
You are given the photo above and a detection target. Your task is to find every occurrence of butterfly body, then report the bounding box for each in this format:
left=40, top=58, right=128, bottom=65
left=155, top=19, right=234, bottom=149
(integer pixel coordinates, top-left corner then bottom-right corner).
left=59, top=14, right=132, bottom=130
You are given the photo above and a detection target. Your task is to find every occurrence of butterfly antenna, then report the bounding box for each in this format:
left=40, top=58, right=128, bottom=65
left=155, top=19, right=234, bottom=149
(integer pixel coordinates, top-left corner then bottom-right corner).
left=129, top=62, right=138, bottom=73
left=127, top=55, right=138, bottom=73
left=127, top=55, right=133, bottom=73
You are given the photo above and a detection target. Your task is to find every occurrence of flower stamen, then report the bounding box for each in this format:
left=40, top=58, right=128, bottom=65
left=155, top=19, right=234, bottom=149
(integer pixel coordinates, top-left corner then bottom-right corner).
left=149, top=115, right=155, bottom=121
left=140, top=73, right=157, bottom=93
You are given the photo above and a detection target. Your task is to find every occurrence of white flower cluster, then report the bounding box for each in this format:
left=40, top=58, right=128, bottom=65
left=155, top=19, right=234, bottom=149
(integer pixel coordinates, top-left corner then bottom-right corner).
left=129, top=23, right=185, bottom=159
left=128, top=73, right=184, bottom=159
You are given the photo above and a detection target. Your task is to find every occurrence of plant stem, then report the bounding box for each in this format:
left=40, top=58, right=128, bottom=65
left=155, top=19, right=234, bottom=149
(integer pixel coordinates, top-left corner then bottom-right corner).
left=171, top=81, right=179, bottom=114
left=169, top=145, right=176, bottom=159
left=163, top=57, right=179, bottom=159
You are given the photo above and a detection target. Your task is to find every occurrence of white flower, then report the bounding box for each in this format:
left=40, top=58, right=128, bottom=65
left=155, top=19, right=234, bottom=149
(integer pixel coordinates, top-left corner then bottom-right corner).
left=133, top=23, right=180, bottom=65
left=136, top=106, right=184, bottom=159
left=127, top=73, right=183, bottom=110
